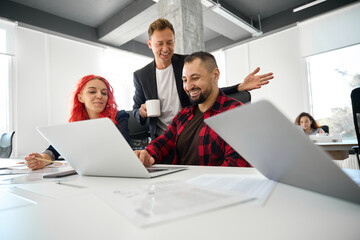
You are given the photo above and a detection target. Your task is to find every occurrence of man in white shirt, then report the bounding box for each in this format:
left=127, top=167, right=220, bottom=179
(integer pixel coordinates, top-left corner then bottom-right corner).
left=132, top=18, right=273, bottom=140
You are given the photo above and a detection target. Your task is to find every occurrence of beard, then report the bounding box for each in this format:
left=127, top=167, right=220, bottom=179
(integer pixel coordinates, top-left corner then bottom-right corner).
left=189, top=93, right=206, bottom=105
left=188, top=86, right=212, bottom=105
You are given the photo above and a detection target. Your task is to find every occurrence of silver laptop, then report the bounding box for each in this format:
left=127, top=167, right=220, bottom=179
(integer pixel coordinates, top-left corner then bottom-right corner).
left=37, top=118, right=186, bottom=178
left=205, top=100, right=360, bottom=204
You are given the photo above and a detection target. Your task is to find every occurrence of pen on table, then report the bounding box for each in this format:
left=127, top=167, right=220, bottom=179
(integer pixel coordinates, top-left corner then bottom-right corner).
left=34, top=157, right=63, bottom=165
left=56, top=181, right=87, bottom=189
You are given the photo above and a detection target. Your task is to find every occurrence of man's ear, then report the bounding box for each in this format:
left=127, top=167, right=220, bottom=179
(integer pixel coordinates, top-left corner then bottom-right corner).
left=147, top=39, right=152, bottom=49
left=77, top=94, right=84, bottom=103
left=213, top=68, right=220, bottom=83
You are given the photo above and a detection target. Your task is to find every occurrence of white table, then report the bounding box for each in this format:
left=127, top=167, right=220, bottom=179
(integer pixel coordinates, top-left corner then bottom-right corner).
left=0, top=164, right=360, bottom=240
left=316, top=139, right=358, bottom=160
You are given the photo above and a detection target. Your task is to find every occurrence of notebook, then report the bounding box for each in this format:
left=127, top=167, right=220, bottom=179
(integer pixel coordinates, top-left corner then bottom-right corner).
left=37, top=118, right=186, bottom=178
left=204, top=100, right=360, bottom=204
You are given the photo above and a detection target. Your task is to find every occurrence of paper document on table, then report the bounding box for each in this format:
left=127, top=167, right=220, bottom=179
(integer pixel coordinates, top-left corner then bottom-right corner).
left=0, top=158, right=26, bottom=168
left=0, top=162, right=69, bottom=175
left=0, top=160, right=28, bottom=175
left=0, top=163, right=74, bottom=184
left=14, top=181, right=88, bottom=199
left=96, top=180, right=253, bottom=227
left=187, top=174, right=276, bottom=206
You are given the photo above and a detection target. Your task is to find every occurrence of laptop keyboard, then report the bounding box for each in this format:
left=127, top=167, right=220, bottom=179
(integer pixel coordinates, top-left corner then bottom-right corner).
left=146, top=168, right=167, bottom=173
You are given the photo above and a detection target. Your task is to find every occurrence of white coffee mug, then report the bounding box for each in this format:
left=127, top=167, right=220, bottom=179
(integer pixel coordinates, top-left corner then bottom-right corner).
left=146, top=99, right=161, bottom=117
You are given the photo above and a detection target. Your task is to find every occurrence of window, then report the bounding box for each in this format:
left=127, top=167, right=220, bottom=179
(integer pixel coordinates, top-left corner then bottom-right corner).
left=0, top=54, right=10, bottom=133
left=0, top=20, right=15, bottom=134
left=307, top=44, right=360, bottom=139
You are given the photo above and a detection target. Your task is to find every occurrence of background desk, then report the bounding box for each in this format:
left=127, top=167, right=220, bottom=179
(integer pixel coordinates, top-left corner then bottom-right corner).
left=316, top=139, right=358, bottom=160
left=1, top=165, right=360, bottom=240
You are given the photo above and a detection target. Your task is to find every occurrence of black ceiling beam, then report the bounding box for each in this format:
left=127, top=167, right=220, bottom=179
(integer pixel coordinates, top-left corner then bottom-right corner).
left=0, top=0, right=98, bottom=42
left=205, top=35, right=235, bottom=52
left=119, top=40, right=153, bottom=58
left=0, top=0, right=153, bottom=57
left=259, top=0, right=359, bottom=33
left=98, top=0, right=155, bottom=39
left=217, top=0, right=253, bottom=26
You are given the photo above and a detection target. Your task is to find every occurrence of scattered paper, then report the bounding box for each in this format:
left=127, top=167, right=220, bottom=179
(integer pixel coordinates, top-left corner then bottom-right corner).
left=187, top=174, right=276, bottom=206
left=0, top=163, right=73, bottom=184
left=0, top=158, right=26, bottom=168
left=96, top=180, right=253, bottom=227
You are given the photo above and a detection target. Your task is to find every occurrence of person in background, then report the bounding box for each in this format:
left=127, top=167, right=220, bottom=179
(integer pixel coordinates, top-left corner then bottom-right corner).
left=25, top=75, right=130, bottom=170
left=135, top=51, right=251, bottom=168
left=133, top=18, right=274, bottom=140
left=295, top=112, right=325, bottom=135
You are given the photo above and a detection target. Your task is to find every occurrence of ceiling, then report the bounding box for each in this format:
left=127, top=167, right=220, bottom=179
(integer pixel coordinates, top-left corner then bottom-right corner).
left=0, top=0, right=358, bottom=57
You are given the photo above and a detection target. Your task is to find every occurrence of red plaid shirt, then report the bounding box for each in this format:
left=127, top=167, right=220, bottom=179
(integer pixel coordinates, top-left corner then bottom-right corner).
left=146, top=90, right=251, bottom=167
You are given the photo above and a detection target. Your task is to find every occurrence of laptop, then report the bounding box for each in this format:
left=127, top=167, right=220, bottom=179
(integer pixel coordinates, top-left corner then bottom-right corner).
left=204, top=100, right=360, bottom=204
left=37, top=118, right=186, bottom=178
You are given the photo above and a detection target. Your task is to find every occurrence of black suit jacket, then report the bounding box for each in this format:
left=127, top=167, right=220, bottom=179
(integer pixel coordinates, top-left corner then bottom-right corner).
left=133, top=53, right=237, bottom=140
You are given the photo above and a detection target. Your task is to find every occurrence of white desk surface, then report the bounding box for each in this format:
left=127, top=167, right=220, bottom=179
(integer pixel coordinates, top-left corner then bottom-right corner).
left=1, top=165, right=360, bottom=240
left=315, top=139, right=358, bottom=150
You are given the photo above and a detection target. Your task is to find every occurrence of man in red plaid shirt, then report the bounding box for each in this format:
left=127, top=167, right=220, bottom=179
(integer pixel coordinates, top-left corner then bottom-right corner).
left=135, top=52, right=250, bottom=168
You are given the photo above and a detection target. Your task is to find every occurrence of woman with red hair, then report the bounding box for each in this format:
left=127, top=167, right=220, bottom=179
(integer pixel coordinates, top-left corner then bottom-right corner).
left=25, top=75, right=130, bottom=170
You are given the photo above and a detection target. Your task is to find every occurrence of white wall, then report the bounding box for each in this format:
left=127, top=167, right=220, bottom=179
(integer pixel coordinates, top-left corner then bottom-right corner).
left=13, top=27, right=151, bottom=157
left=14, top=28, right=103, bottom=157
left=225, top=44, right=249, bottom=88
left=299, top=3, right=360, bottom=57
left=15, top=28, right=50, bottom=157
left=223, top=2, right=360, bottom=121
left=48, top=35, right=104, bottom=124
left=249, top=27, right=306, bottom=119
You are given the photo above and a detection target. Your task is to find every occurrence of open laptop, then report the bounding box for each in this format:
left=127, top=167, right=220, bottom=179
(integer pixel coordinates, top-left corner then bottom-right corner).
left=37, top=118, right=186, bottom=178
left=205, top=100, right=360, bottom=204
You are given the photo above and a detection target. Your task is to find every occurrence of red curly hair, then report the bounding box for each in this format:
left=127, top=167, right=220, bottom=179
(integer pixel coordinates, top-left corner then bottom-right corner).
left=69, top=75, right=118, bottom=125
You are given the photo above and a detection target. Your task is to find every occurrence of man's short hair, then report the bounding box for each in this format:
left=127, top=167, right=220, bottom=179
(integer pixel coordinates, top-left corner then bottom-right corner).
left=184, top=52, right=218, bottom=73
left=148, top=18, right=175, bottom=40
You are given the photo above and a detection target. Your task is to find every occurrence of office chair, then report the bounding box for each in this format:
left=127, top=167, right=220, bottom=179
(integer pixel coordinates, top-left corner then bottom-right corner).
left=350, top=87, right=360, bottom=167
left=227, top=90, right=251, bottom=104
left=126, top=111, right=150, bottom=150
left=321, top=125, right=329, bottom=134
left=0, top=131, right=15, bottom=158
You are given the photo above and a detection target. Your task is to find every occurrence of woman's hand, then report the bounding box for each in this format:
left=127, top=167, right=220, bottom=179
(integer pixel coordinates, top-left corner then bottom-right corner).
left=25, top=153, right=51, bottom=170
